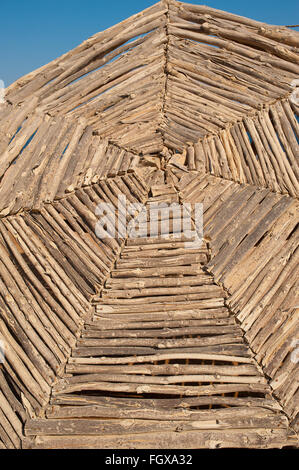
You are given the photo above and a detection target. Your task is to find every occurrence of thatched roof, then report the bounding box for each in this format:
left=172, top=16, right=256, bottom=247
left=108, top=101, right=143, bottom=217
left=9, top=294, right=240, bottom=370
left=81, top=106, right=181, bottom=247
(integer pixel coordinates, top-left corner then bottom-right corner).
left=0, top=0, right=298, bottom=449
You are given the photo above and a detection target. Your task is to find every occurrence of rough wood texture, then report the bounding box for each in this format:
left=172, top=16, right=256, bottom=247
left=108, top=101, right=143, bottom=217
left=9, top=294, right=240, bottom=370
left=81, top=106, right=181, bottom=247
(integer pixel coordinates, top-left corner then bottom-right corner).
left=0, top=0, right=298, bottom=450
left=25, top=186, right=295, bottom=449
left=179, top=172, right=299, bottom=433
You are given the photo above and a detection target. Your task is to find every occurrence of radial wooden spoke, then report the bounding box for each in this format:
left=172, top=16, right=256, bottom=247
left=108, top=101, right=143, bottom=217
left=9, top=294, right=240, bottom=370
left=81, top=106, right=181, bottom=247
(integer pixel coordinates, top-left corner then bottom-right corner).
left=0, top=0, right=298, bottom=449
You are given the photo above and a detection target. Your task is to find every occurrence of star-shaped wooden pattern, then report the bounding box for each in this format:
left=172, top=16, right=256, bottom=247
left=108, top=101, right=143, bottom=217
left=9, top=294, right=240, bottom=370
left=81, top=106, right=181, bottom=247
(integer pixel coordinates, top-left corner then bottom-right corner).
left=0, top=0, right=298, bottom=449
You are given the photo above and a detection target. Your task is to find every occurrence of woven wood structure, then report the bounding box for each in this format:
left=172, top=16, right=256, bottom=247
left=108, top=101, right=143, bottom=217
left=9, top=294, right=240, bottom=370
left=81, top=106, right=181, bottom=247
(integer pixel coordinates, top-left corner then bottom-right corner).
left=0, top=0, right=298, bottom=449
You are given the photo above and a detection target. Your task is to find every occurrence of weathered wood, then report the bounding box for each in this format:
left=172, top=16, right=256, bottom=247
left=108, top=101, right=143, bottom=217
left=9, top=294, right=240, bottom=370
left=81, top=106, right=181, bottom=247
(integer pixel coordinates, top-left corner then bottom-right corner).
left=25, top=409, right=285, bottom=435
left=49, top=394, right=282, bottom=411
left=22, top=427, right=290, bottom=449
left=1, top=0, right=298, bottom=450
left=69, top=352, right=254, bottom=365
left=65, top=363, right=259, bottom=376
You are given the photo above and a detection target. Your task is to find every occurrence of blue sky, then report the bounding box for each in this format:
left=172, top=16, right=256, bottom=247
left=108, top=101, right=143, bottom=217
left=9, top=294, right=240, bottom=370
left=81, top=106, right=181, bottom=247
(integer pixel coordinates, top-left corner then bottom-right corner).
left=1, top=0, right=298, bottom=86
